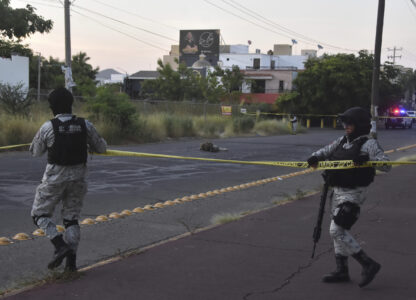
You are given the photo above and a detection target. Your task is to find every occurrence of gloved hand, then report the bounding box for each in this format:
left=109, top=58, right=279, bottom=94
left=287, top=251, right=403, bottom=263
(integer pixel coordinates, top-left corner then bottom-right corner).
left=353, top=152, right=370, bottom=166
left=307, top=156, right=319, bottom=168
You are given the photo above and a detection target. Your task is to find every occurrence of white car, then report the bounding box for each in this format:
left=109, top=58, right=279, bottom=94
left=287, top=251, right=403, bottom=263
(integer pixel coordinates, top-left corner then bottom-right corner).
left=407, top=111, right=415, bottom=123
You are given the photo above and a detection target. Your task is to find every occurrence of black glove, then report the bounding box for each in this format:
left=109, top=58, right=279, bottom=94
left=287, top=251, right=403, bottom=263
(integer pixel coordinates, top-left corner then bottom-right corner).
left=353, top=152, right=370, bottom=165
left=307, top=156, right=319, bottom=167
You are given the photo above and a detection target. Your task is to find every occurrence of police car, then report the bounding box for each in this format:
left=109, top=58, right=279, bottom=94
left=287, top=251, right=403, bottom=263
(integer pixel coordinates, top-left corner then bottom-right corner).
left=407, top=110, right=415, bottom=123
left=385, top=108, right=413, bottom=129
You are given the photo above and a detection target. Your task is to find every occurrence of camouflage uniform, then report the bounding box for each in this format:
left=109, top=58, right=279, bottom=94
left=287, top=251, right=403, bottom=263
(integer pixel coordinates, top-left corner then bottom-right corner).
left=30, top=114, right=107, bottom=252
left=312, top=135, right=391, bottom=256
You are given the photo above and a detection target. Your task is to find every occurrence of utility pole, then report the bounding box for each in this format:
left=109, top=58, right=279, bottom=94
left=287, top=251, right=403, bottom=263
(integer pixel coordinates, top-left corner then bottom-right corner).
left=370, top=0, right=385, bottom=139
left=37, top=52, right=41, bottom=101
left=387, top=47, right=402, bottom=65
left=64, top=0, right=74, bottom=92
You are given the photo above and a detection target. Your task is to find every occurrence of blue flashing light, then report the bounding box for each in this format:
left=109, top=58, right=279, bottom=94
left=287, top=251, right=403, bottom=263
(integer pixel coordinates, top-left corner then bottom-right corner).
left=400, top=109, right=405, bottom=113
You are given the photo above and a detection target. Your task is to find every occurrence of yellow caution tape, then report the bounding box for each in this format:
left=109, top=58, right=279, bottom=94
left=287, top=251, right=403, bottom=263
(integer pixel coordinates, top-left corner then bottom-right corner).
left=101, top=149, right=416, bottom=170
left=0, top=143, right=31, bottom=150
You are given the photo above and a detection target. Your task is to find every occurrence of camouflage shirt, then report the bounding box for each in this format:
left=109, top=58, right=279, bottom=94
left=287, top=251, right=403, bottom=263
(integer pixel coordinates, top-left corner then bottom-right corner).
left=30, top=114, right=107, bottom=183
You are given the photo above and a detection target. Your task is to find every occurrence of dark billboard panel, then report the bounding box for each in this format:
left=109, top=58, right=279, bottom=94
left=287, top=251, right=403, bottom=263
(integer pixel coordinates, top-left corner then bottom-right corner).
left=179, top=29, right=220, bottom=67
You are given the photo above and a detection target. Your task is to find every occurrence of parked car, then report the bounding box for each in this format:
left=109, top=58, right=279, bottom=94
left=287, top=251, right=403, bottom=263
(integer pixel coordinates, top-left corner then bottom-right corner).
left=407, top=110, right=415, bottom=123
left=385, top=109, right=413, bottom=129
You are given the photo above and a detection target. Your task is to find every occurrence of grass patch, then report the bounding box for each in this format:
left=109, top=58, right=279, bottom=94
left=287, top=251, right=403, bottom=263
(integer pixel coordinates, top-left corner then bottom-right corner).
left=211, top=213, right=242, bottom=225
left=0, top=102, right=308, bottom=146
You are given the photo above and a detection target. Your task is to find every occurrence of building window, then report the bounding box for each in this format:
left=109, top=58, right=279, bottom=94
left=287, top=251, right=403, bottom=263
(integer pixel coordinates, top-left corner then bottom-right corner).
left=271, top=60, right=275, bottom=69
left=253, top=58, right=260, bottom=69
left=279, top=80, right=284, bottom=92
left=252, top=80, right=265, bottom=93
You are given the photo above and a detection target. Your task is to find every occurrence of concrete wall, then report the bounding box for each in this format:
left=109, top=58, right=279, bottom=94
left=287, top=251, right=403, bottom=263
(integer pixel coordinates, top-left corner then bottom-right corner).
left=301, top=49, right=317, bottom=58
left=0, top=55, right=29, bottom=90
left=274, top=44, right=292, bottom=56
left=220, top=53, right=307, bottom=71
left=163, top=55, right=179, bottom=70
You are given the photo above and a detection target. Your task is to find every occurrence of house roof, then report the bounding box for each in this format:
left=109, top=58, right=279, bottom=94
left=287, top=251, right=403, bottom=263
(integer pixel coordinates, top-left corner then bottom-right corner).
left=96, top=68, right=122, bottom=80
left=129, top=70, right=160, bottom=79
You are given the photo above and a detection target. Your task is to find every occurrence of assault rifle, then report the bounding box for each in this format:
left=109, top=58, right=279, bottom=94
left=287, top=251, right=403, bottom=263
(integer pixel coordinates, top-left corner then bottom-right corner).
left=311, top=173, right=330, bottom=258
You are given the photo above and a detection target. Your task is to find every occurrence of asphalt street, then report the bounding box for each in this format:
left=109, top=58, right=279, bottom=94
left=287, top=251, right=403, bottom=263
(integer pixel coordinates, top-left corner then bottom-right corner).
left=5, top=155, right=416, bottom=300
left=0, top=127, right=415, bottom=294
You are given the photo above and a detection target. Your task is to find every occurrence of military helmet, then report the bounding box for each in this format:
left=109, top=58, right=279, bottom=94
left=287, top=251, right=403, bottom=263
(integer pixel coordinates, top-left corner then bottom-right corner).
left=48, top=87, right=74, bottom=115
left=338, top=107, right=372, bottom=134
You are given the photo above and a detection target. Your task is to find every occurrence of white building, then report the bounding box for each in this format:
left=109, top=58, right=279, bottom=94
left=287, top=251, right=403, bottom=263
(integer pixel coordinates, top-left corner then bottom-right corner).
left=0, top=55, right=29, bottom=90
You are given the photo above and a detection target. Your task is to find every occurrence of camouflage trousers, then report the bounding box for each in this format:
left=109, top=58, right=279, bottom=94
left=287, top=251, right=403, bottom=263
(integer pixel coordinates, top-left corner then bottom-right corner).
left=329, top=186, right=367, bottom=256
left=31, top=180, right=87, bottom=250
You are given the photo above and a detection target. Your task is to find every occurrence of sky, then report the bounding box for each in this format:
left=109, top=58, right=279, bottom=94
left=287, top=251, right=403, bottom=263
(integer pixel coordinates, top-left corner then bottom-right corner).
left=9, top=0, right=416, bottom=74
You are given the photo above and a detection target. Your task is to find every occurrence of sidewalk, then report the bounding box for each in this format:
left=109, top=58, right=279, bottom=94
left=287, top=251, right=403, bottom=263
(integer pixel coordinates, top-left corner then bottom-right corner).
left=6, top=165, right=416, bottom=300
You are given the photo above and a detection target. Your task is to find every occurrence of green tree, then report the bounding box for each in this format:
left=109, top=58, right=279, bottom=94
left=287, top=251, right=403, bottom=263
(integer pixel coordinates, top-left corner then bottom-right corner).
left=72, top=52, right=99, bottom=97
left=29, top=52, right=98, bottom=97
left=0, top=0, right=52, bottom=57
left=276, top=51, right=401, bottom=114
left=86, top=85, right=137, bottom=132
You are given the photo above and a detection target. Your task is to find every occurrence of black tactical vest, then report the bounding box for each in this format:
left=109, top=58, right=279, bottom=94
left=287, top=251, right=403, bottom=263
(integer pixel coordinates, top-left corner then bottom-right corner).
left=325, top=136, right=375, bottom=188
left=47, top=116, right=88, bottom=166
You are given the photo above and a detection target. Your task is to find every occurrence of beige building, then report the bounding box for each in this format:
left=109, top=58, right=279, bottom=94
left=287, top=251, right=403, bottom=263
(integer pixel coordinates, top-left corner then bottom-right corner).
left=162, top=45, right=179, bottom=69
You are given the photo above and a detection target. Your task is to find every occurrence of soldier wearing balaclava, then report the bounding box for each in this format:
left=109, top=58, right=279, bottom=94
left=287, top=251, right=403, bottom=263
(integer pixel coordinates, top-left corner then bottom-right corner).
left=307, top=107, right=391, bottom=288
left=30, top=87, right=107, bottom=271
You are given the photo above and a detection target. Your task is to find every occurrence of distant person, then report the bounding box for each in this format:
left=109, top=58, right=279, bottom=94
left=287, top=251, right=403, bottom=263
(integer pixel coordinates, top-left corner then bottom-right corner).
left=30, top=87, right=107, bottom=272
left=307, top=107, right=391, bottom=287
left=290, top=114, right=297, bottom=134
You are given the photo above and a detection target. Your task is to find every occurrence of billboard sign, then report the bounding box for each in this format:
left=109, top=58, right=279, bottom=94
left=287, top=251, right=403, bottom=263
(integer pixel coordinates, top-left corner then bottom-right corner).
left=179, top=29, right=220, bottom=67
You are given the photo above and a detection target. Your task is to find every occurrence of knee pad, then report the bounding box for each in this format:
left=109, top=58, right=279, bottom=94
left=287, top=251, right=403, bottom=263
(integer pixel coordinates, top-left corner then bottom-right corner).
left=333, top=202, right=360, bottom=230
left=63, top=219, right=79, bottom=229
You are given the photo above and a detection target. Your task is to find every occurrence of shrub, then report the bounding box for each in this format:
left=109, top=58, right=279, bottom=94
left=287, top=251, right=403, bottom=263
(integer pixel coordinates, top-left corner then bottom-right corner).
left=233, top=116, right=255, bottom=133
left=86, top=86, right=138, bottom=133
left=0, top=83, right=34, bottom=116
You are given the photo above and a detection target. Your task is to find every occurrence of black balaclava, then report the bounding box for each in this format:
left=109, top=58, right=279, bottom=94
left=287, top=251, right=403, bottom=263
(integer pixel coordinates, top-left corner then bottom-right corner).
left=48, top=87, right=74, bottom=116
left=338, top=107, right=371, bottom=140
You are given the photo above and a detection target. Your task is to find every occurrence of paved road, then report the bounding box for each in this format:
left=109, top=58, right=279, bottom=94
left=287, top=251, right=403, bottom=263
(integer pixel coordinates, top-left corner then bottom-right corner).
left=6, top=159, right=416, bottom=299
left=0, top=128, right=415, bottom=293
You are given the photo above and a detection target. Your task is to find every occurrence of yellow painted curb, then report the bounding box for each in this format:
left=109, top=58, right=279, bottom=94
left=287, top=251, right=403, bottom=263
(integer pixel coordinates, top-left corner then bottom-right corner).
left=181, top=196, right=191, bottom=202
left=153, top=203, right=165, bottom=208
left=56, top=225, right=65, bottom=233
left=226, top=187, right=235, bottom=192
left=0, top=237, right=13, bottom=245
left=172, top=198, right=183, bottom=204
left=212, top=190, right=221, bottom=195
left=32, top=229, right=45, bottom=237
left=133, top=207, right=145, bottom=213
left=96, top=215, right=109, bottom=222
left=233, top=185, right=241, bottom=190
left=164, top=200, right=175, bottom=206
left=198, top=193, right=207, bottom=198
left=190, top=195, right=199, bottom=200
left=109, top=212, right=122, bottom=219
left=206, top=191, right=215, bottom=196
left=220, top=188, right=228, bottom=193
left=143, top=205, right=154, bottom=210
left=13, top=233, right=30, bottom=241
left=120, top=209, right=133, bottom=216
left=81, top=218, right=96, bottom=225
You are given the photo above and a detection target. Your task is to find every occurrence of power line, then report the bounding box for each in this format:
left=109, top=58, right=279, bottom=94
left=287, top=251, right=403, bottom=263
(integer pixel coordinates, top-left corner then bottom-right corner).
left=71, top=8, right=169, bottom=52
left=72, top=3, right=177, bottom=42
left=208, top=0, right=358, bottom=53
left=227, top=0, right=359, bottom=52
left=90, top=0, right=179, bottom=31
left=222, top=0, right=318, bottom=46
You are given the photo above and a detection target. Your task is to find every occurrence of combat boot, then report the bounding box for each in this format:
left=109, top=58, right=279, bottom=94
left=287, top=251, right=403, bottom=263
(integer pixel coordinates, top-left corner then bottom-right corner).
left=352, top=250, right=381, bottom=287
left=322, top=255, right=350, bottom=283
left=65, top=252, right=77, bottom=272
left=48, top=235, right=72, bottom=270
